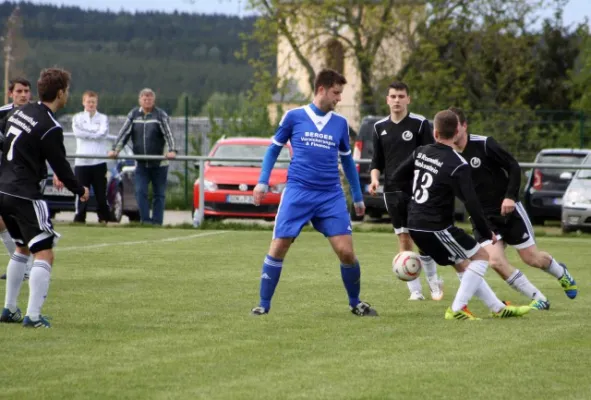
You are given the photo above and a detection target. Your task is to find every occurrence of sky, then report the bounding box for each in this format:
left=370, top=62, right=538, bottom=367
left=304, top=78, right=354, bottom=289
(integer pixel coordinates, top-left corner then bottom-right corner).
left=23, top=0, right=591, bottom=26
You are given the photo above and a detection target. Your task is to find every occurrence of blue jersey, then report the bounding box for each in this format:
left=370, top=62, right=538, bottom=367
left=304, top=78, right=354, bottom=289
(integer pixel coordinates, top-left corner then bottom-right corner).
left=273, top=104, right=351, bottom=191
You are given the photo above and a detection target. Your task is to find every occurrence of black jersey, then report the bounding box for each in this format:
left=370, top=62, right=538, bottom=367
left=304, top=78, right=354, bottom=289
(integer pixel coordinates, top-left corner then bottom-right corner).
left=370, top=112, right=434, bottom=193
left=392, top=142, right=492, bottom=237
left=0, top=103, right=16, bottom=134
left=0, top=102, right=84, bottom=199
left=458, top=134, right=521, bottom=215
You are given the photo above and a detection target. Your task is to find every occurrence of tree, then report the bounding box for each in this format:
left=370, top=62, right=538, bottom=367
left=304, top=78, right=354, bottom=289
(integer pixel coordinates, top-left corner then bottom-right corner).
left=1, top=5, right=28, bottom=103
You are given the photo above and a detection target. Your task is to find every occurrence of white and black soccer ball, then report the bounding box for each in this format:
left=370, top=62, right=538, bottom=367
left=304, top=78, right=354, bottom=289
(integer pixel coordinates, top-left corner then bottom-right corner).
left=392, top=251, right=422, bottom=281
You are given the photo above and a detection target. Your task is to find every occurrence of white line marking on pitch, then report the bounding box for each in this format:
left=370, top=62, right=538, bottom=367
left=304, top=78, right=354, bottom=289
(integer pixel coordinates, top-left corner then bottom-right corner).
left=54, top=230, right=227, bottom=252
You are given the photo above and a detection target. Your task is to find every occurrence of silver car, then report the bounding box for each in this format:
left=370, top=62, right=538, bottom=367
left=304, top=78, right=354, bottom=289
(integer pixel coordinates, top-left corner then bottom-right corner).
left=561, top=154, right=591, bottom=233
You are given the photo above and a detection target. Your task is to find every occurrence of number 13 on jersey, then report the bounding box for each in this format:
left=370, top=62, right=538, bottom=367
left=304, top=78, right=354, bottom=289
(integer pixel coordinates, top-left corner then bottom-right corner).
left=413, top=169, right=433, bottom=204
left=5, top=126, right=23, bottom=161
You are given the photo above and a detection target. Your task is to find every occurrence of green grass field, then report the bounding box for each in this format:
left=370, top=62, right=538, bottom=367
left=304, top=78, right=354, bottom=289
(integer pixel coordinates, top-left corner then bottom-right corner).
left=1, top=226, right=590, bottom=399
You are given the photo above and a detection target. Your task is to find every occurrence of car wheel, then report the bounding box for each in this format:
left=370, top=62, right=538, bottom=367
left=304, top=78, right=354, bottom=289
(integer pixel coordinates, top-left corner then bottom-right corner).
left=126, top=211, right=141, bottom=222
left=530, top=217, right=545, bottom=226
left=349, top=203, right=364, bottom=222
left=109, top=187, right=123, bottom=223
left=561, top=224, right=575, bottom=234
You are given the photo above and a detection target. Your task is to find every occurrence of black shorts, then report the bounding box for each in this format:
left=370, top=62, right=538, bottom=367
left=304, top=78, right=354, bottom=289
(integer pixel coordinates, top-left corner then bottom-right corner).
left=472, top=202, right=535, bottom=249
left=409, top=226, right=480, bottom=266
left=0, top=193, right=60, bottom=253
left=383, top=191, right=410, bottom=234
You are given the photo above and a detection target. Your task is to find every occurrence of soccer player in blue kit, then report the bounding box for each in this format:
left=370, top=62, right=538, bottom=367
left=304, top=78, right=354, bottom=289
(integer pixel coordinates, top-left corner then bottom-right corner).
left=250, top=69, right=378, bottom=317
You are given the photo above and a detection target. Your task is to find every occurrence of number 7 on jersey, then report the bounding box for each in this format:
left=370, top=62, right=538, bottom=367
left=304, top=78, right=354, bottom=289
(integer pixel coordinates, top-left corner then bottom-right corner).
left=6, top=126, right=23, bottom=161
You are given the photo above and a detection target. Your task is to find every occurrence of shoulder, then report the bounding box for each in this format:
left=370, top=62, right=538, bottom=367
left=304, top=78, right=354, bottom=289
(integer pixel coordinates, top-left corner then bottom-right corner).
left=373, top=116, right=389, bottom=131
left=279, top=106, right=305, bottom=126
left=72, top=111, right=84, bottom=119
left=0, top=103, right=13, bottom=112
left=408, top=112, right=427, bottom=122
left=127, top=107, right=140, bottom=118
left=330, top=111, right=349, bottom=126
left=469, top=134, right=488, bottom=143
left=155, top=107, right=169, bottom=118
left=449, top=149, right=468, bottom=168
left=97, top=111, right=109, bottom=120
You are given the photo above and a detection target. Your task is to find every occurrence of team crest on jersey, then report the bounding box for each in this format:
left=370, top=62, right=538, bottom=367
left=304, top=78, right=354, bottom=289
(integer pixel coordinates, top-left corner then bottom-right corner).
left=470, top=157, right=481, bottom=168
left=402, top=131, right=413, bottom=141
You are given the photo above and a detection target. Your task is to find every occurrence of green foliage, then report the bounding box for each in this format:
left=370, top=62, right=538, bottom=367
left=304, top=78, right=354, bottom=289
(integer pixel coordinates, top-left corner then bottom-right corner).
left=0, top=2, right=257, bottom=115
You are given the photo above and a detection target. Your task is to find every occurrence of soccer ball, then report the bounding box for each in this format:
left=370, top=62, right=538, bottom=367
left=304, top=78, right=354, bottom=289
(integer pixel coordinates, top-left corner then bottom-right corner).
left=392, top=251, right=422, bottom=281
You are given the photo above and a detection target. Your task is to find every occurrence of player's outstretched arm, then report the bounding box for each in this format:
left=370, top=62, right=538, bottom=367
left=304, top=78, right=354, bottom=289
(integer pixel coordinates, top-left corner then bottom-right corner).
left=41, top=127, right=86, bottom=197
left=341, top=153, right=364, bottom=210
left=453, top=165, right=495, bottom=242
left=486, top=137, right=521, bottom=214
left=253, top=143, right=283, bottom=206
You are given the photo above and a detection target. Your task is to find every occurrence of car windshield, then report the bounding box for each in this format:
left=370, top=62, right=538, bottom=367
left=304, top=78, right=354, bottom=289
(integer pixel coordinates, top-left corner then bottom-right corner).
left=576, top=156, right=591, bottom=178
left=209, top=144, right=291, bottom=168
left=537, top=154, right=587, bottom=181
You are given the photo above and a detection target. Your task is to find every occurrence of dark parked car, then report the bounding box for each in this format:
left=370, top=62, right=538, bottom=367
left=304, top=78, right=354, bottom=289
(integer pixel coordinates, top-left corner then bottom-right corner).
left=352, top=115, right=465, bottom=222
left=523, top=148, right=591, bottom=225
left=43, top=133, right=140, bottom=223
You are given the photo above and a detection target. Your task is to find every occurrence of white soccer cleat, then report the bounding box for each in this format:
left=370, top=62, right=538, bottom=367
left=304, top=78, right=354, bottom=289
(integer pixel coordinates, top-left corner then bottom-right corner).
left=428, top=278, right=444, bottom=301
left=408, top=291, right=425, bottom=301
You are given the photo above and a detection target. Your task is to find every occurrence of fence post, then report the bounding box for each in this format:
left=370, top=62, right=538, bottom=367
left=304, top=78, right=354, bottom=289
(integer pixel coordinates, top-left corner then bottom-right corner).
left=198, top=159, right=205, bottom=225
left=184, top=95, right=189, bottom=208
left=580, top=111, right=586, bottom=149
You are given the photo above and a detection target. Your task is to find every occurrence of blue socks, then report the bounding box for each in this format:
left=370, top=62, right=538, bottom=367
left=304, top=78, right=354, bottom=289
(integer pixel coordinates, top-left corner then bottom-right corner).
left=258, top=255, right=283, bottom=311
left=340, top=260, right=361, bottom=307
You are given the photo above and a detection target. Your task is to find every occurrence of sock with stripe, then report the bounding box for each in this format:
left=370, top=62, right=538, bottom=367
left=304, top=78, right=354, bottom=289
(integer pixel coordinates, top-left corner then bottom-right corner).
left=0, top=229, right=15, bottom=256
left=258, top=255, right=283, bottom=311
left=26, top=260, right=52, bottom=321
left=4, top=252, right=28, bottom=312
left=506, top=269, right=546, bottom=301
left=406, top=277, right=423, bottom=294
left=543, top=258, right=564, bottom=279
left=340, top=260, right=361, bottom=308
left=419, top=255, right=438, bottom=281
left=451, top=260, right=488, bottom=312
left=474, top=278, right=505, bottom=313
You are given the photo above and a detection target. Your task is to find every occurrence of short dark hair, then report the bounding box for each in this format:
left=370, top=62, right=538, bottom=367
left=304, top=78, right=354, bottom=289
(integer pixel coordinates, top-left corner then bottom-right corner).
left=388, top=81, right=409, bottom=95
left=314, top=69, right=347, bottom=94
left=37, top=68, right=71, bottom=102
left=448, top=106, right=467, bottom=125
left=434, top=110, right=459, bottom=139
left=9, top=77, right=31, bottom=92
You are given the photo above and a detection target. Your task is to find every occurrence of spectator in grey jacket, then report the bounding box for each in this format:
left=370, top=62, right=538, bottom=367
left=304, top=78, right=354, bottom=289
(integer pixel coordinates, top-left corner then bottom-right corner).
left=108, top=88, right=177, bottom=225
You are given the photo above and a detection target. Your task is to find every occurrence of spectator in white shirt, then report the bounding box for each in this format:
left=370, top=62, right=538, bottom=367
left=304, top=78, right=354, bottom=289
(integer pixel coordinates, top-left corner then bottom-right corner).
left=71, top=91, right=110, bottom=223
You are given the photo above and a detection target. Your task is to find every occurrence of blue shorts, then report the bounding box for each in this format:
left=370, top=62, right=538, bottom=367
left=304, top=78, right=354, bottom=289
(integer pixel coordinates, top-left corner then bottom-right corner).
left=273, top=186, right=352, bottom=239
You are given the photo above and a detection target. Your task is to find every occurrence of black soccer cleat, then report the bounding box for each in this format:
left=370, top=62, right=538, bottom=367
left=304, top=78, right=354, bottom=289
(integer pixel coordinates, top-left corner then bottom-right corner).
left=350, top=301, right=378, bottom=317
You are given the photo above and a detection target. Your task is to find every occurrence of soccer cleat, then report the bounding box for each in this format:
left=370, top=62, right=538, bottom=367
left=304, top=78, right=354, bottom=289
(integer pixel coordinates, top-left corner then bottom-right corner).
left=22, top=316, right=51, bottom=328
left=492, top=305, right=531, bottom=318
left=445, top=306, right=480, bottom=320
left=428, top=278, right=444, bottom=301
left=0, top=272, right=29, bottom=281
left=350, top=301, right=378, bottom=316
left=250, top=306, right=269, bottom=316
left=0, top=307, right=24, bottom=323
left=529, top=299, right=550, bottom=310
left=558, top=264, right=577, bottom=299
left=408, top=291, right=426, bottom=301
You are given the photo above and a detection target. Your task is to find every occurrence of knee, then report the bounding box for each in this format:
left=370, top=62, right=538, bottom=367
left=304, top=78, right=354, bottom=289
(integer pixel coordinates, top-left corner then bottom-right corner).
left=335, top=245, right=356, bottom=265
left=269, top=239, right=291, bottom=259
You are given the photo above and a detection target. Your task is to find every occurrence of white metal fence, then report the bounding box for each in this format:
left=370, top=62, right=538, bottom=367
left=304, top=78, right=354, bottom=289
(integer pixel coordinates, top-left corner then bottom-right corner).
left=66, top=153, right=591, bottom=226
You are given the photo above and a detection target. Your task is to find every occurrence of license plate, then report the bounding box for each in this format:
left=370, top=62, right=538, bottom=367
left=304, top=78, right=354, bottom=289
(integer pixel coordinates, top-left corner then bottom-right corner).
left=553, top=198, right=563, bottom=205
left=366, top=184, right=384, bottom=194
left=227, top=195, right=253, bottom=204
left=44, top=186, right=73, bottom=197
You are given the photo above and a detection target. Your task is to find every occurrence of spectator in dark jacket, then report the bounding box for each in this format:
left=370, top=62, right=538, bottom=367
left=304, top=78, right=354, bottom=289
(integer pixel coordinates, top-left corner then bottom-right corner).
left=109, top=88, right=177, bottom=225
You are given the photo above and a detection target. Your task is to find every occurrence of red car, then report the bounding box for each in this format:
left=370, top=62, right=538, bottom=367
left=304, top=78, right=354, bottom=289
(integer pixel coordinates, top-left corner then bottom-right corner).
left=193, top=137, right=292, bottom=220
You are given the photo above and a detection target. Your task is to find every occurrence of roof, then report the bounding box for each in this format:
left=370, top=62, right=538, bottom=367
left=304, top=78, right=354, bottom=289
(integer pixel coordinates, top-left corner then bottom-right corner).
left=537, top=148, right=591, bottom=155
left=216, top=137, right=277, bottom=145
